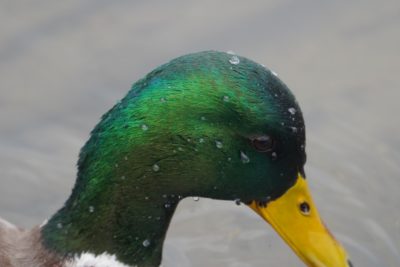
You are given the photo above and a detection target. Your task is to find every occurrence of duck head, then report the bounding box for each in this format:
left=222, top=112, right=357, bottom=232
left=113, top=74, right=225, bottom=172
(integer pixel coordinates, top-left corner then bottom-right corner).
left=42, top=51, right=351, bottom=267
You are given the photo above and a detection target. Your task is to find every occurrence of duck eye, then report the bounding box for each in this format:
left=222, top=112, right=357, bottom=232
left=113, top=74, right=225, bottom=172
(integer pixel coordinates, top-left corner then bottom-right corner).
left=252, top=135, right=274, bottom=152
left=299, top=201, right=311, bottom=215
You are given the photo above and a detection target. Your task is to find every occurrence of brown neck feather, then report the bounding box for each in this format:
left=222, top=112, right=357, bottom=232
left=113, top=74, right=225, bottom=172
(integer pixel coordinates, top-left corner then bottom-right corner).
left=0, top=220, right=65, bottom=267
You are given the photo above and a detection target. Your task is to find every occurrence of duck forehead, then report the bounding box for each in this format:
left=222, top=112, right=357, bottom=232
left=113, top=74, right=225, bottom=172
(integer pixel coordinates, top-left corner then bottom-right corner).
left=156, top=61, right=300, bottom=122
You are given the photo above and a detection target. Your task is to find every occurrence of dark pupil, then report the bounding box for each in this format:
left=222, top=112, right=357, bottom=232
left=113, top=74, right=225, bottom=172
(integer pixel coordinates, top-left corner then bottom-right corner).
left=299, top=202, right=310, bottom=214
left=253, top=136, right=273, bottom=152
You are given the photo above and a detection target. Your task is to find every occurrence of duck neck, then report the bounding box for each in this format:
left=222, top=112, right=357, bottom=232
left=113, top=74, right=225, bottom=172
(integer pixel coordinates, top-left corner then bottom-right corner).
left=41, top=168, right=180, bottom=267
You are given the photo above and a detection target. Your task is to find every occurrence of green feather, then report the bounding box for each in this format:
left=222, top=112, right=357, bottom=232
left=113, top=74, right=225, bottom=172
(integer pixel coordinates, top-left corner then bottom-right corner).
left=42, top=51, right=306, bottom=266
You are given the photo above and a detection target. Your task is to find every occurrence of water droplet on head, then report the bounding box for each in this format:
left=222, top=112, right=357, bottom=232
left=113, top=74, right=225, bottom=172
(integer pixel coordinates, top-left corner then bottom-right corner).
left=192, top=196, right=200, bottom=202
left=152, top=164, right=160, bottom=172
left=291, top=127, right=298, bottom=133
left=164, top=203, right=171, bottom=209
left=240, top=151, right=250, bottom=164
left=223, top=95, right=230, bottom=102
left=57, top=223, right=63, bottom=229
left=89, top=206, right=95, bottom=213
left=227, top=157, right=232, bottom=161
left=229, top=55, right=240, bottom=65
left=141, top=124, right=149, bottom=131
left=271, top=152, right=278, bottom=160
left=288, top=107, right=297, bottom=115
left=142, top=239, right=151, bottom=247
left=215, top=140, right=223, bottom=149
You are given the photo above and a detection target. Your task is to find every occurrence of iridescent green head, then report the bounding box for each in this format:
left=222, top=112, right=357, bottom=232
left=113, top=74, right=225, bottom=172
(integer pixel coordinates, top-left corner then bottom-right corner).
left=81, top=51, right=306, bottom=203
left=43, top=51, right=350, bottom=267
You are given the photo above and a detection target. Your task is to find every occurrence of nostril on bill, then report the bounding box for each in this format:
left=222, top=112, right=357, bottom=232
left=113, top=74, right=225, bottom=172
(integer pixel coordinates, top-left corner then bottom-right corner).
left=347, top=259, right=354, bottom=267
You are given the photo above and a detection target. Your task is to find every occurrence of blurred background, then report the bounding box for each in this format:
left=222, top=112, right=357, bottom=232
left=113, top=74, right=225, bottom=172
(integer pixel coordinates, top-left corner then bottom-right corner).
left=1, top=0, right=399, bottom=266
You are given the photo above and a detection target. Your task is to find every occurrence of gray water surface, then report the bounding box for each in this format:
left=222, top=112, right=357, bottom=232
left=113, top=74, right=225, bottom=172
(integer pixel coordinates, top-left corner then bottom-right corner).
left=1, top=1, right=399, bottom=266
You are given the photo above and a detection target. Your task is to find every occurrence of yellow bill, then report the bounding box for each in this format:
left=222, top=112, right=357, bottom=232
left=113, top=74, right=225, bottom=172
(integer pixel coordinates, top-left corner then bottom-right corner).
left=248, top=175, right=352, bottom=267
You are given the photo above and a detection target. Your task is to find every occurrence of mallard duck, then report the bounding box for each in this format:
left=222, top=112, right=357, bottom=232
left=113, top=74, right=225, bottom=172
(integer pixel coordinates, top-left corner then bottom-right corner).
left=0, top=51, right=352, bottom=267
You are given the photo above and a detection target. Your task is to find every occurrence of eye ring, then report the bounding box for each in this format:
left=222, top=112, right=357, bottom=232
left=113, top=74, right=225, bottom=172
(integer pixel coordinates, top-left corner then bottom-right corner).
left=299, top=201, right=311, bottom=215
left=252, top=135, right=275, bottom=152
